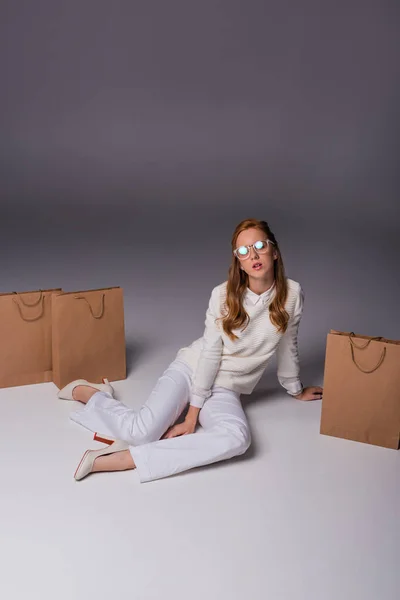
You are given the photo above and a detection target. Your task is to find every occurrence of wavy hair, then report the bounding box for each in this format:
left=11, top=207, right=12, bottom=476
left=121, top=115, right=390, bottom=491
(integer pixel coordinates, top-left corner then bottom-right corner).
left=216, top=218, right=289, bottom=341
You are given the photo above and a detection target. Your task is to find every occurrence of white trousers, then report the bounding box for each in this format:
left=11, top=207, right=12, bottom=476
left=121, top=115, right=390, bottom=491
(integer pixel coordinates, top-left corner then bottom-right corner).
left=69, top=358, right=251, bottom=483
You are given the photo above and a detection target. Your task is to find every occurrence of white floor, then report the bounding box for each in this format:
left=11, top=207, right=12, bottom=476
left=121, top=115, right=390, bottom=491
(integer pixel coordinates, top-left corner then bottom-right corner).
left=0, top=345, right=399, bottom=600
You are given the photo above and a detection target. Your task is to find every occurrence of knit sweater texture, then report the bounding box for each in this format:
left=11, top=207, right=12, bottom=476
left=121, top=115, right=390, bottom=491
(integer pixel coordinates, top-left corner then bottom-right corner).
left=175, top=277, right=304, bottom=408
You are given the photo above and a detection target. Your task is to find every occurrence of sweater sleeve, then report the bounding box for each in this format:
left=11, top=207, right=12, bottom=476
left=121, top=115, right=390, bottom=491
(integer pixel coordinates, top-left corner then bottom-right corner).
left=276, top=284, right=304, bottom=397
left=190, top=286, right=223, bottom=409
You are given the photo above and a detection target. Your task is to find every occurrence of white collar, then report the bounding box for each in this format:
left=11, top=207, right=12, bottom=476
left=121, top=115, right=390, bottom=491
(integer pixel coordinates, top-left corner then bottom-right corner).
left=245, top=281, right=276, bottom=306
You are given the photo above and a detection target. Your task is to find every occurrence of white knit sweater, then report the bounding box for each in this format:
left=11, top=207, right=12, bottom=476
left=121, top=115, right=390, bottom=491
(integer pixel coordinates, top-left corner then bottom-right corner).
left=175, top=278, right=304, bottom=408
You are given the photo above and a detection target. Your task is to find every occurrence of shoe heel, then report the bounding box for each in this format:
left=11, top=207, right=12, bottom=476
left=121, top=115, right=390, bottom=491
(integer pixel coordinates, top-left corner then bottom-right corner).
left=93, top=432, right=114, bottom=445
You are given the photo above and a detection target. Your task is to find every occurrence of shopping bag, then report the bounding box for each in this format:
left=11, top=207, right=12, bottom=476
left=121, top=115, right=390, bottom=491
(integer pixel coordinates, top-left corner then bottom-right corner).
left=320, top=330, right=400, bottom=449
left=0, top=288, right=62, bottom=388
left=51, top=287, right=126, bottom=389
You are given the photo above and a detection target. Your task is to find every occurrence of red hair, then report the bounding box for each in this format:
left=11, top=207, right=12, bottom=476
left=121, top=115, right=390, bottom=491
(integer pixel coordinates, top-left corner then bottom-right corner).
left=217, top=218, right=289, bottom=341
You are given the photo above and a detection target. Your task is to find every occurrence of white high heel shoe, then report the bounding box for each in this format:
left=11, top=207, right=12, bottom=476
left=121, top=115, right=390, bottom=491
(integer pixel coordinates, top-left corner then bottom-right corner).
left=74, top=439, right=130, bottom=481
left=57, top=377, right=114, bottom=400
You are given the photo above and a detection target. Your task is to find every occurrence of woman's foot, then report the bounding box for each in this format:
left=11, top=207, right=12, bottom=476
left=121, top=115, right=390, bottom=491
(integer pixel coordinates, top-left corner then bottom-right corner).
left=58, top=378, right=114, bottom=402
left=72, top=385, right=100, bottom=404
left=92, top=450, right=135, bottom=473
left=74, top=441, right=132, bottom=480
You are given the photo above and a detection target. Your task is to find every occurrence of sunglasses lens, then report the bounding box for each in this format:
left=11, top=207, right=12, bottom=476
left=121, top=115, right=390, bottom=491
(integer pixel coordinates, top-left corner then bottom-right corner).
left=254, top=241, right=266, bottom=251
left=238, top=246, right=249, bottom=257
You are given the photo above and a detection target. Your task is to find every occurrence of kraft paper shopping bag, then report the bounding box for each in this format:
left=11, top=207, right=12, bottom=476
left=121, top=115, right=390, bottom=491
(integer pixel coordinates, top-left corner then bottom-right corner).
left=52, top=287, right=126, bottom=389
left=320, top=330, right=400, bottom=449
left=0, top=288, right=62, bottom=388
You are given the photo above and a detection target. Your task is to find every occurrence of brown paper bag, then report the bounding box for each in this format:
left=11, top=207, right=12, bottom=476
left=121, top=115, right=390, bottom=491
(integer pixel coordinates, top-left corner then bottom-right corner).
left=51, top=287, right=126, bottom=389
left=0, top=288, right=62, bottom=388
left=320, top=330, right=400, bottom=449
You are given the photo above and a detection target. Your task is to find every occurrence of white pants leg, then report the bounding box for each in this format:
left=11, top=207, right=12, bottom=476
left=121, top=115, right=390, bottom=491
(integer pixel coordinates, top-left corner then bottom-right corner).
left=69, top=359, right=251, bottom=483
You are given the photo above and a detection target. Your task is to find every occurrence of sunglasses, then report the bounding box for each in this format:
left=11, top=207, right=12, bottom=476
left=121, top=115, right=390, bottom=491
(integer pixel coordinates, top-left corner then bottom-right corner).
left=233, top=239, right=275, bottom=260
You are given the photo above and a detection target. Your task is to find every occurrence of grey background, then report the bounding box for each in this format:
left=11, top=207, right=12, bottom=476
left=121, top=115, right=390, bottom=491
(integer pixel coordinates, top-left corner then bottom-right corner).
left=1, top=0, right=399, bottom=385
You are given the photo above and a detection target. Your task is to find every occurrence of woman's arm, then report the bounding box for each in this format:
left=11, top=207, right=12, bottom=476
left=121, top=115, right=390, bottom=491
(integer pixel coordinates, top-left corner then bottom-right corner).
left=162, top=287, right=223, bottom=439
left=186, top=404, right=201, bottom=423
left=276, top=284, right=304, bottom=396
left=189, top=286, right=223, bottom=410
left=276, top=284, right=323, bottom=401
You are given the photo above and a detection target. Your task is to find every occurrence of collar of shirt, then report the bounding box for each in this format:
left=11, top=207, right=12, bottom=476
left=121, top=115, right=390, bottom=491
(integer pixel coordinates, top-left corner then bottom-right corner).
left=244, top=281, right=276, bottom=306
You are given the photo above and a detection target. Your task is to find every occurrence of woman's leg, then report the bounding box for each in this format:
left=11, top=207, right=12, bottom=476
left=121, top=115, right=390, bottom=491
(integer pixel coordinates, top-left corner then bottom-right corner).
left=128, top=386, right=251, bottom=483
left=69, top=359, right=193, bottom=445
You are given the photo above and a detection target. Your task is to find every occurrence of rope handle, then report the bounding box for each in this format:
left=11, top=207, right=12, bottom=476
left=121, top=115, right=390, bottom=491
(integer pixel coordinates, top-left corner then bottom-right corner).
left=348, top=331, right=386, bottom=373
left=74, top=293, right=105, bottom=319
left=12, top=294, right=45, bottom=322
left=12, top=289, right=43, bottom=307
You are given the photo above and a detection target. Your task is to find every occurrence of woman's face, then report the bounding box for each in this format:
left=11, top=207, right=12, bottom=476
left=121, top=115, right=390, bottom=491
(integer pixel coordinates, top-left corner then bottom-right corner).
left=235, top=227, right=277, bottom=281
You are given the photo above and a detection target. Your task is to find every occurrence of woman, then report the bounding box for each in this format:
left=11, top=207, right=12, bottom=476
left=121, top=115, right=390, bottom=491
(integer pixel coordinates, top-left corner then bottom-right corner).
left=60, top=218, right=323, bottom=482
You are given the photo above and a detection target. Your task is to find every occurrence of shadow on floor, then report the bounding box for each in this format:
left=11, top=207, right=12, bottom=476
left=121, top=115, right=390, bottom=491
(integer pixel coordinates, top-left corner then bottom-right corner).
left=125, top=338, right=154, bottom=377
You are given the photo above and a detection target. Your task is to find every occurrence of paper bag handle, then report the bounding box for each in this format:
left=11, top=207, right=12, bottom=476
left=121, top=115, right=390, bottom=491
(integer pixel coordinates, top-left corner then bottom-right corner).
left=12, top=289, right=43, bottom=306
left=74, top=293, right=105, bottom=319
left=12, top=290, right=45, bottom=322
left=348, top=332, right=386, bottom=373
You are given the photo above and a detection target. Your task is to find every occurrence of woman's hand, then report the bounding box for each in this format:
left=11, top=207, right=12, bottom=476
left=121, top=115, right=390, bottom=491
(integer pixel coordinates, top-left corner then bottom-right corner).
left=294, top=386, right=323, bottom=401
left=162, top=418, right=197, bottom=439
